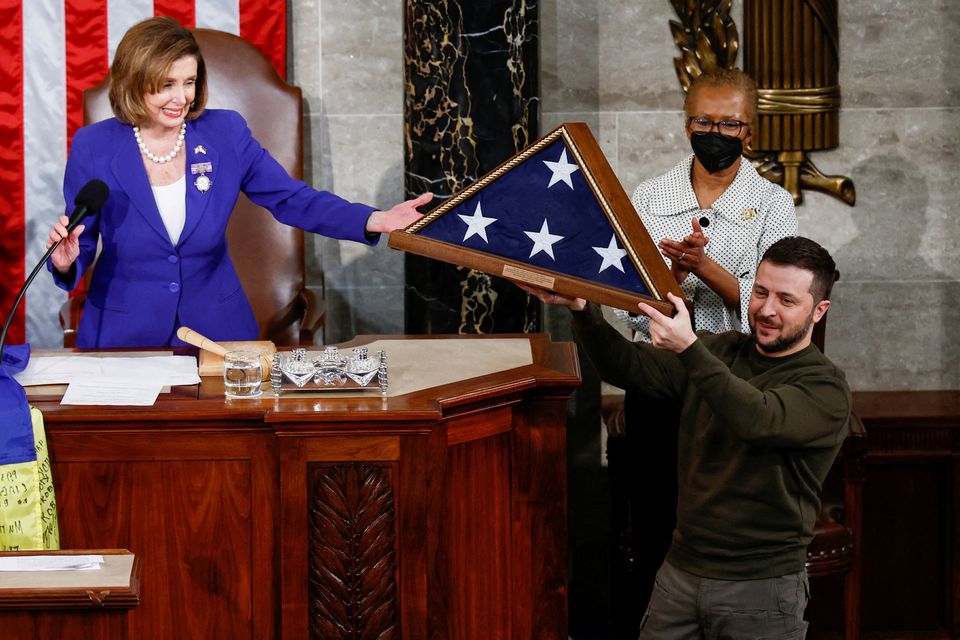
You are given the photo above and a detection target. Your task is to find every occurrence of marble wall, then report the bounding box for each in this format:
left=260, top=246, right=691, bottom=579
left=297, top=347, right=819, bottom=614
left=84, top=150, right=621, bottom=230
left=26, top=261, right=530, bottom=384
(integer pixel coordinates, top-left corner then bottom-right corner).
left=290, top=0, right=408, bottom=344
left=291, top=0, right=959, bottom=391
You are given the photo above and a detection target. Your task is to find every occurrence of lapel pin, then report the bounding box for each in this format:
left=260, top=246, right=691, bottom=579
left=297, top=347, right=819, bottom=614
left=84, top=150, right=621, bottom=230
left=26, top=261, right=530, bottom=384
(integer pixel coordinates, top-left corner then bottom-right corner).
left=194, top=145, right=207, bottom=155
left=190, top=162, right=213, bottom=193
left=741, top=207, right=757, bottom=222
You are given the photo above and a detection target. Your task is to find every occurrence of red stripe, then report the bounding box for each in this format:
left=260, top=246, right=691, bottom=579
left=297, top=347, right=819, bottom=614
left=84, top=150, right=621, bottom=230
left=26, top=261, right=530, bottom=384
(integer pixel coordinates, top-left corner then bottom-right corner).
left=154, top=0, right=196, bottom=28
left=65, top=0, right=109, bottom=150
left=64, top=0, right=109, bottom=312
left=0, top=2, right=25, bottom=343
left=240, top=0, right=286, bottom=78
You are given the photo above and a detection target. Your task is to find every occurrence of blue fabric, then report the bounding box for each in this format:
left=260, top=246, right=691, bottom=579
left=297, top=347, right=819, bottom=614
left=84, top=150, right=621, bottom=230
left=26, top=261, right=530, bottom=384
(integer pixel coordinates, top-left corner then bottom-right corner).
left=0, top=344, right=34, bottom=465
left=419, top=138, right=652, bottom=297
left=48, top=109, right=377, bottom=348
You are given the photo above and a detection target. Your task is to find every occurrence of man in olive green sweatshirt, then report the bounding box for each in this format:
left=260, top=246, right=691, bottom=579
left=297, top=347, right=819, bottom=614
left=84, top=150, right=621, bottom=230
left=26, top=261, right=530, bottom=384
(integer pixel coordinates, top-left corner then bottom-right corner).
left=520, top=236, right=851, bottom=639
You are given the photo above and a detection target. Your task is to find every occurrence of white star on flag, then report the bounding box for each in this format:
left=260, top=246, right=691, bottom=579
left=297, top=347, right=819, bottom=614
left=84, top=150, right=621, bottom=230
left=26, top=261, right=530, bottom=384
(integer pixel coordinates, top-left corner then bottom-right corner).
left=524, top=219, right=565, bottom=259
left=543, top=148, right=580, bottom=189
left=457, top=202, right=498, bottom=242
left=593, top=234, right=628, bottom=273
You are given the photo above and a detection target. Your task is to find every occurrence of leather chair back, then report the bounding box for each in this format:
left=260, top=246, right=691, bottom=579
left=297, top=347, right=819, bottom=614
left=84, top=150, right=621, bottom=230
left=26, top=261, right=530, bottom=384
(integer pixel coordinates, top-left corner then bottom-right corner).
left=83, top=29, right=307, bottom=345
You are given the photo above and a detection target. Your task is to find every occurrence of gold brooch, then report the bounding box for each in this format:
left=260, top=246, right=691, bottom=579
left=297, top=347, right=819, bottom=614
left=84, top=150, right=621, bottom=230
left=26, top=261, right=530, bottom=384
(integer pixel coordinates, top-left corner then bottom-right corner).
left=741, top=208, right=757, bottom=222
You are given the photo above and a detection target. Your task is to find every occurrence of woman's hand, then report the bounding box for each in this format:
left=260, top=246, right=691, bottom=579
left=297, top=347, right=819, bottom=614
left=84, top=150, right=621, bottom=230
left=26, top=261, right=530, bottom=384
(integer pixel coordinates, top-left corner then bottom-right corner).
left=365, top=192, right=434, bottom=233
left=658, top=217, right=710, bottom=282
left=46, top=215, right=83, bottom=274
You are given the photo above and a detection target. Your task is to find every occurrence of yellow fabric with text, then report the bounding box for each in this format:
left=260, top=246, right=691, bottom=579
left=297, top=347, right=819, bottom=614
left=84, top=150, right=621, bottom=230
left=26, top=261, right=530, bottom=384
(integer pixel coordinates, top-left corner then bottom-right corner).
left=0, top=407, right=59, bottom=550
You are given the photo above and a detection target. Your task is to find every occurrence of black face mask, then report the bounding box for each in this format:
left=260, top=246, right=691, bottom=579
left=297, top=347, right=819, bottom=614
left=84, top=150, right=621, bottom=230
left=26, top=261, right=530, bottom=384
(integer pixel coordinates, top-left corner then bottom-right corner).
left=690, top=131, right=743, bottom=174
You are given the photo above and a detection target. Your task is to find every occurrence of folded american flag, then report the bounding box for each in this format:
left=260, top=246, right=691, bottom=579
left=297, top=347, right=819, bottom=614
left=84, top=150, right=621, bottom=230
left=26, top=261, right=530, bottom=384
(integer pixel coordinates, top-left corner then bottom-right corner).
left=390, top=123, right=683, bottom=315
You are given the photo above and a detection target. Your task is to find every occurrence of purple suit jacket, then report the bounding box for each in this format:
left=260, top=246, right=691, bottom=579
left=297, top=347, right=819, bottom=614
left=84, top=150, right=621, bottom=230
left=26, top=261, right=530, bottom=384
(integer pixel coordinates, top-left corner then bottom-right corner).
left=50, top=109, right=376, bottom=348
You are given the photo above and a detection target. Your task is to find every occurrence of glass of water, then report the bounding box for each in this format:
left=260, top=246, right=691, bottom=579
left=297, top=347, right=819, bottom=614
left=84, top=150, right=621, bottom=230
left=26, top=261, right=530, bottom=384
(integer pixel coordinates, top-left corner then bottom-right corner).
left=223, top=351, right=262, bottom=399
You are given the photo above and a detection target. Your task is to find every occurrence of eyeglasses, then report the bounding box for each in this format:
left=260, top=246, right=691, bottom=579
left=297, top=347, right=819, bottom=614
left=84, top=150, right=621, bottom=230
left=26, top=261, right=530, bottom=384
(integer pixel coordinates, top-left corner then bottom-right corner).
left=687, top=117, right=749, bottom=138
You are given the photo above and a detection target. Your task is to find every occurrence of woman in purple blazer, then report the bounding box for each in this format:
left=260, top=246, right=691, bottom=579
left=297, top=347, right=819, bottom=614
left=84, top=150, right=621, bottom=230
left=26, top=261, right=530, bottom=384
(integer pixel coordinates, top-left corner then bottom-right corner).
left=46, top=17, right=429, bottom=348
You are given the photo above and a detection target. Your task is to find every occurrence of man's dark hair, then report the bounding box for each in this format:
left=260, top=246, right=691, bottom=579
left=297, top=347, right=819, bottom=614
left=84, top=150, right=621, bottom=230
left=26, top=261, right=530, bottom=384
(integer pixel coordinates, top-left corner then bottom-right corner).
left=761, top=236, right=837, bottom=302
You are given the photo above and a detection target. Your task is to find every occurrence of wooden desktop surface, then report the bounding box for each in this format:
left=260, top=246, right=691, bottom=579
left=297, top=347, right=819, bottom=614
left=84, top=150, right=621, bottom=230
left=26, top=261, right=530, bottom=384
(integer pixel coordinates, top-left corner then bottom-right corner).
left=0, top=549, right=140, bottom=610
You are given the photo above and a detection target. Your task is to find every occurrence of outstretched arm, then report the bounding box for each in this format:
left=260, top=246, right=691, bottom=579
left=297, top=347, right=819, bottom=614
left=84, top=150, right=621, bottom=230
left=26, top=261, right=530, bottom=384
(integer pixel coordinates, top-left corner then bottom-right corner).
left=517, top=283, right=683, bottom=398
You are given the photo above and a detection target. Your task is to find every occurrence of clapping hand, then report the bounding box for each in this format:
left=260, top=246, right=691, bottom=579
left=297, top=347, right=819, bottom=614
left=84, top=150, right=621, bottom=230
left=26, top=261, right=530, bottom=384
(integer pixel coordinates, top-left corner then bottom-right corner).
left=657, top=217, right=709, bottom=282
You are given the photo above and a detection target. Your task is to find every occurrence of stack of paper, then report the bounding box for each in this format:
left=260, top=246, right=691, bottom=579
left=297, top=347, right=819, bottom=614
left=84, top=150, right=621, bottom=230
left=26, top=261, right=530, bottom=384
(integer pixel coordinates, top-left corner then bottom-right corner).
left=15, top=355, right=200, bottom=406
left=0, top=554, right=103, bottom=571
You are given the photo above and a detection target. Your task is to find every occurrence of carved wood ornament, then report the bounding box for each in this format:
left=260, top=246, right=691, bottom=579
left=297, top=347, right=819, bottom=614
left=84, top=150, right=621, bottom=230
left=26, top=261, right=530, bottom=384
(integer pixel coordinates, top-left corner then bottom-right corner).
left=669, top=0, right=855, bottom=206
left=308, top=463, right=398, bottom=640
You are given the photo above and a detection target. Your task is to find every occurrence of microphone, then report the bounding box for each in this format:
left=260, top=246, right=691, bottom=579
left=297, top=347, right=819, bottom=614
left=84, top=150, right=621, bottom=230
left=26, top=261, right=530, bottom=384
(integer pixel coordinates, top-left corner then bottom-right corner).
left=66, top=179, right=110, bottom=233
left=0, top=179, right=110, bottom=360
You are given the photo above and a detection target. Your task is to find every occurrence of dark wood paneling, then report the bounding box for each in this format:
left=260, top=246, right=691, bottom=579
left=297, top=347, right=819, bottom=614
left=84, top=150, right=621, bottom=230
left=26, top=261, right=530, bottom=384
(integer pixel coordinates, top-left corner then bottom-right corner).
left=52, top=452, right=267, bottom=639
left=34, top=610, right=130, bottom=639
left=510, top=395, right=569, bottom=639
left=447, top=434, right=512, bottom=638
left=862, top=461, right=948, bottom=630
left=853, top=391, right=960, bottom=640
left=397, top=432, right=440, bottom=639
left=446, top=406, right=513, bottom=447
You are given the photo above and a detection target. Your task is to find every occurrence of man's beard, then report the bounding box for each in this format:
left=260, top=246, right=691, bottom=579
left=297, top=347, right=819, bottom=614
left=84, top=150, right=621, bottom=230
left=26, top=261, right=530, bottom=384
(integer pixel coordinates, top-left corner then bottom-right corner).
left=750, top=309, right=815, bottom=355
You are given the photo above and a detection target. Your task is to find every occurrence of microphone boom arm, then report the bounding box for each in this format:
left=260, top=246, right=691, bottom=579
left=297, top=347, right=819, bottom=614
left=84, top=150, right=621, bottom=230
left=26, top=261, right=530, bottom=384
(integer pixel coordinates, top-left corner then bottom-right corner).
left=0, top=240, right=67, bottom=361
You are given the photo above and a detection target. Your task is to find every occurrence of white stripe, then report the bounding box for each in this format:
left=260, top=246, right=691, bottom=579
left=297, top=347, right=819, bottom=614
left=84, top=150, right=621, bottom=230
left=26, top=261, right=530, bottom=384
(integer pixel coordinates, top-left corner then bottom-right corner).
left=23, top=0, right=68, bottom=348
left=196, top=0, right=241, bottom=34
left=107, top=0, right=153, bottom=63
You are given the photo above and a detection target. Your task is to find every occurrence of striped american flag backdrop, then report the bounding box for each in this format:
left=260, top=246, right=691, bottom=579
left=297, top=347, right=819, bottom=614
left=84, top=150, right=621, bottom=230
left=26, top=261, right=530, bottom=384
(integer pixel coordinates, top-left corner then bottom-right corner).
left=0, top=0, right=286, bottom=347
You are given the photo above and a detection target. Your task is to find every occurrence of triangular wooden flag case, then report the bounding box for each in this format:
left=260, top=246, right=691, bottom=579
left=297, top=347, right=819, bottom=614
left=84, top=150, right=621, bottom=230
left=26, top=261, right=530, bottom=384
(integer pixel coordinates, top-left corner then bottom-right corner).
left=389, top=123, right=685, bottom=315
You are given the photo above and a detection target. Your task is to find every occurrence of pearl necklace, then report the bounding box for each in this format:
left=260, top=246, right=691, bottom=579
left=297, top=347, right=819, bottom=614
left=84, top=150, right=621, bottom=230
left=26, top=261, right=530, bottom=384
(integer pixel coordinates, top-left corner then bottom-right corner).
left=133, top=122, right=186, bottom=164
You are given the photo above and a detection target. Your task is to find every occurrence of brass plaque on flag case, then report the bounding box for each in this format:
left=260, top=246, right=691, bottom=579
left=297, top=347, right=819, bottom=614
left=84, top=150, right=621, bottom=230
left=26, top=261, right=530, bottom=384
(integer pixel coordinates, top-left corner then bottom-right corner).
left=389, top=123, right=685, bottom=316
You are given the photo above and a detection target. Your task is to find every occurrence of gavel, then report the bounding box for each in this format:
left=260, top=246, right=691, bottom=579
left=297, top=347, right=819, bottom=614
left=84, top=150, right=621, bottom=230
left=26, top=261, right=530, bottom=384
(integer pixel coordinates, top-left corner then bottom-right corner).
left=176, top=326, right=274, bottom=381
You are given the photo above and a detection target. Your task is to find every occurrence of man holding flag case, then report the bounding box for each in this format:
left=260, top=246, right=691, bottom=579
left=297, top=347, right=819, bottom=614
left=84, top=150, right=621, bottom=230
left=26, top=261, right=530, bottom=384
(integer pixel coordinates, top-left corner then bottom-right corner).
left=521, top=236, right=851, bottom=639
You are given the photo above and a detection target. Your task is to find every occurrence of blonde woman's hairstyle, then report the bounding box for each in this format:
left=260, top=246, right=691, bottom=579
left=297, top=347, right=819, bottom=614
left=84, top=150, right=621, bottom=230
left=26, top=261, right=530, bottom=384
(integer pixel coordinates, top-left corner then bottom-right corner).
left=108, top=16, right=207, bottom=125
left=684, top=68, right=758, bottom=124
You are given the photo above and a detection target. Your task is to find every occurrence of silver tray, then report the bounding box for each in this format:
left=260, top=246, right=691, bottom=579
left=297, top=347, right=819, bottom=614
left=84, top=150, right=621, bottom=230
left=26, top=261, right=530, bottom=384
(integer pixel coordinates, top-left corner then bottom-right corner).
left=269, top=346, right=387, bottom=394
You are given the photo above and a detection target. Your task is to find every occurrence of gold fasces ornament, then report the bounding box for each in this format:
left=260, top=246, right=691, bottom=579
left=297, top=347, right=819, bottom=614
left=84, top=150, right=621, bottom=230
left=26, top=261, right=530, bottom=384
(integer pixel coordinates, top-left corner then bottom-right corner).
left=669, top=0, right=739, bottom=89
left=669, top=0, right=855, bottom=206
left=750, top=150, right=856, bottom=207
